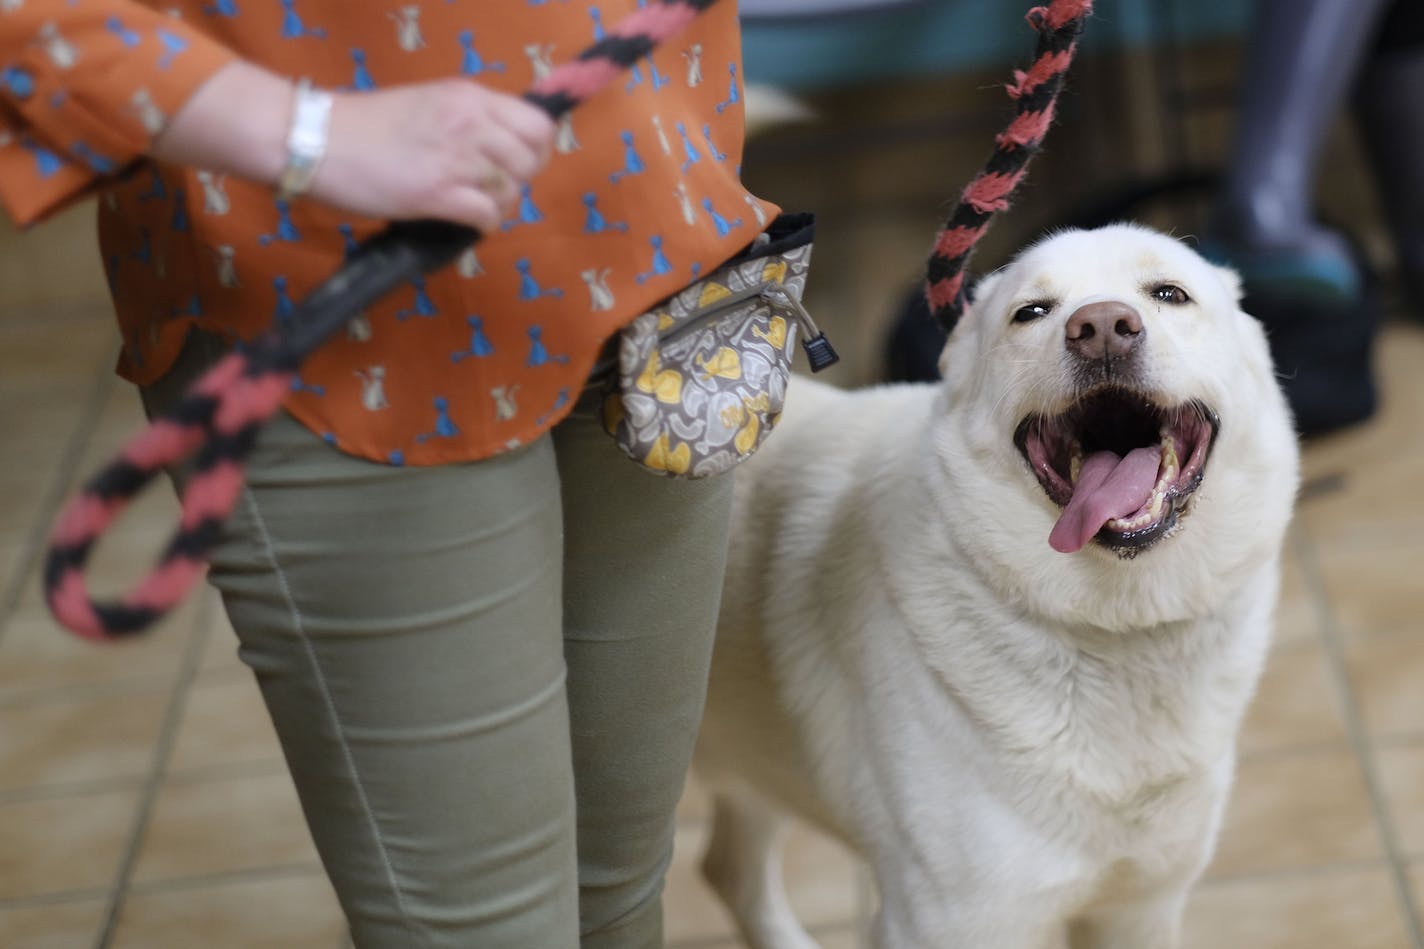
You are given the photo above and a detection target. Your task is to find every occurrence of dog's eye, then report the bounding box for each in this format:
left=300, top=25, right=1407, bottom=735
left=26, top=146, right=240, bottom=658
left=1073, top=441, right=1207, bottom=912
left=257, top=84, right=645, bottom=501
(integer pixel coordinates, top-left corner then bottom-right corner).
left=1012, top=302, right=1053, bottom=324
left=1150, top=284, right=1191, bottom=305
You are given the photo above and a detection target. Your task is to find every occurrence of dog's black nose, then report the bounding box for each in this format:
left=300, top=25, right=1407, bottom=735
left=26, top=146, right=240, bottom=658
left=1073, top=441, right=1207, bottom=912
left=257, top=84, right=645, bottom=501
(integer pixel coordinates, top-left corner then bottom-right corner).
left=1065, top=301, right=1144, bottom=361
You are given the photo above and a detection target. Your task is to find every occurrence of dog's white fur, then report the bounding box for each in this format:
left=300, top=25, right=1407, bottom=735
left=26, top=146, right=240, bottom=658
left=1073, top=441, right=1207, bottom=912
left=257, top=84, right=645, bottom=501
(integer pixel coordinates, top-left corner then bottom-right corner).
left=694, top=225, right=1300, bottom=949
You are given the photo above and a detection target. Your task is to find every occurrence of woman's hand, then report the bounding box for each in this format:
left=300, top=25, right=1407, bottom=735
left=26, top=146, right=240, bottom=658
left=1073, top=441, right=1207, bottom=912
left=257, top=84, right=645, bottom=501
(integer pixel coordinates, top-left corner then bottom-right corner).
left=314, top=77, right=555, bottom=232
left=152, top=61, right=555, bottom=233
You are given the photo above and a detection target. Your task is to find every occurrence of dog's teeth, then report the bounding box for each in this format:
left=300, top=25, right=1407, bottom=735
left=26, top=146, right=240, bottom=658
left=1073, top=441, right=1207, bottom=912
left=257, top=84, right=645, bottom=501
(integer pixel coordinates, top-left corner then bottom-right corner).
left=1110, top=488, right=1165, bottom=532
left=1155, top=432, right=1180, bottom=493
left=1106, top=437, right=1178, bottom=533
left=1160, top=432, right=1180, bottom=479
left=1069, top=443, right=1083, bottom=484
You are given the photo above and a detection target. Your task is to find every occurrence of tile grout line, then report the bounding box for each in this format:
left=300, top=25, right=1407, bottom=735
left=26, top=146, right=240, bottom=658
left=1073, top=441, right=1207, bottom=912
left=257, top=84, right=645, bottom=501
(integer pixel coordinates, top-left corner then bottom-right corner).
left=0, top=672, right=205, bottom=710
left=122, top=860, right=327, bottom=897
left=0, top=753, right=291, bottom=809
left=93, top=592, right=215, bottom=949
left=1290, top=525, right=1424, bottom=948
left=0, top=887, right=112, bottom=911
left=1199, top=855, right=1410, bottom=889
left=0, top=343, right=118, bottom=638
left=0, top=862, right=331, bottom=913
left=0, top=777, right=148, bottom=807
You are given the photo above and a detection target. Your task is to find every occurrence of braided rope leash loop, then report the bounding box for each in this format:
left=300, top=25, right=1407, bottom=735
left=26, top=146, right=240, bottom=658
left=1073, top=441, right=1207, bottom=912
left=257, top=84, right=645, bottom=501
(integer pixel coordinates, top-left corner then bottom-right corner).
left=924, top=0, right=1093, bottom=333
left=44, top=0, right=720, bottom=640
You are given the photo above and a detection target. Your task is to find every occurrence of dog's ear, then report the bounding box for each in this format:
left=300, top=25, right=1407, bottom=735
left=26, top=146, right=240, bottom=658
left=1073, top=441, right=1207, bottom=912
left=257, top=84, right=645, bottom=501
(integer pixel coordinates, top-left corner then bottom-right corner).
left=1211, top=263, right=1245, bottom=305
left=936, top=336, right=955, bottom=378
left=968, top=269, right=1004, bottom=311
left=936, top=269, right=1007, bottom=374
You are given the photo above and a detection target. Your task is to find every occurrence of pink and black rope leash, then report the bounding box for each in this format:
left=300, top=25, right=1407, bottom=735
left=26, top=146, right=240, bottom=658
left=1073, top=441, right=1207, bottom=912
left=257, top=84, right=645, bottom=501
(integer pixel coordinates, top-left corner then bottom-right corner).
left=44, top=0, right=723, bottom=640
left=44, top=0, right=1094, bottom=640
left=924, top=0, right=1093, bottom=332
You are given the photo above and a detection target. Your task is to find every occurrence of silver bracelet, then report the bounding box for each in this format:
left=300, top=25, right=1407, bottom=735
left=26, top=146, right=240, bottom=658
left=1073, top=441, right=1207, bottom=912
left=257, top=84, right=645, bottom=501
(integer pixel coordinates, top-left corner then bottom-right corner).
left=276, top=78, right=334, bottom=202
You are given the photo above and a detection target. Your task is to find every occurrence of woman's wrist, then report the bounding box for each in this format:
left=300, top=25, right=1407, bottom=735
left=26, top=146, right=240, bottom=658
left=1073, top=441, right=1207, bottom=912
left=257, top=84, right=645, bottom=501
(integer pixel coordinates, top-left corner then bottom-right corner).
left=150, top=60, right=295, bottom=186
left=277, top=80, right=336, bottom=202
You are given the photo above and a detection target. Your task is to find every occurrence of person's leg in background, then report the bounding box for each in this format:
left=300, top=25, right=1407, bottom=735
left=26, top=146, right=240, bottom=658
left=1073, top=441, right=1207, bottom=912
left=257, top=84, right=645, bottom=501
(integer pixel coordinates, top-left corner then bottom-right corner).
left=554, top=396, right=736, bottom=948
left=141, top=335, right=583, bottom=949
left=1205, top=0, right=1396, bottom=436
left=1354, top=0, right=1424, bottom=309
left=1210, top=0, right=1393, bottom=298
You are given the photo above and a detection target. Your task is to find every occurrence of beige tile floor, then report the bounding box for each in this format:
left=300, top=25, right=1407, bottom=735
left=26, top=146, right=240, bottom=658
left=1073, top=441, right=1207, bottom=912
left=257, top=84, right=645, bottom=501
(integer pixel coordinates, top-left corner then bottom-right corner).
left=5, top=221, right=1424, bottom=946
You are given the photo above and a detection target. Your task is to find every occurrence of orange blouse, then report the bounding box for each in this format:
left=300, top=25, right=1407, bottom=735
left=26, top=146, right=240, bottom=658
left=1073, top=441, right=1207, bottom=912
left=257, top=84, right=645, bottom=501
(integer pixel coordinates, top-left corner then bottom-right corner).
left=0, top=0, right=777, bottom=465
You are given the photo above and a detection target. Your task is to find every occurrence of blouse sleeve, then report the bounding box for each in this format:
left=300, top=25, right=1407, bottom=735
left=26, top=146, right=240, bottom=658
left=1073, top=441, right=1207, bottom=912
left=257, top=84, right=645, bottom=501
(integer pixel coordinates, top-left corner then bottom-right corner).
left=0, top=1, right=237, bottom=226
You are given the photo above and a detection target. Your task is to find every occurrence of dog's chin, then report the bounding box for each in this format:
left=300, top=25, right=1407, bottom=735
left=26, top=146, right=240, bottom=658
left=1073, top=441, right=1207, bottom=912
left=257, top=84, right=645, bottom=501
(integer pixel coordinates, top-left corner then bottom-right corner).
left=1013, top=387, right=1220, bottom=557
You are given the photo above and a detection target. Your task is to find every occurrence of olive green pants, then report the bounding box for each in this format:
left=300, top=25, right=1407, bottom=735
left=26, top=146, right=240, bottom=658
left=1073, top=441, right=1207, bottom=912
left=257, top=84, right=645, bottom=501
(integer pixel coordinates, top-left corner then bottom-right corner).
left=143, top=337, right=733, bottom=948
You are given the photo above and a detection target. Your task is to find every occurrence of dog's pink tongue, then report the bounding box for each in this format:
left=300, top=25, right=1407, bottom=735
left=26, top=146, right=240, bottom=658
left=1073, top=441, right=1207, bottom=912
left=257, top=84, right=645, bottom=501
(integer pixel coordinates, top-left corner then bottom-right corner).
left=1049, top=447, right=1161, bottom=553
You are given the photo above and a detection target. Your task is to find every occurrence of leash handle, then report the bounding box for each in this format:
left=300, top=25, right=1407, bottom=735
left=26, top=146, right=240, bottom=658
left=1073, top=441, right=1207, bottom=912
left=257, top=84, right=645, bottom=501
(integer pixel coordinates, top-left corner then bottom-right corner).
left=45, top=0, right=718, bottom=639
left=924, top=0, right=1093, bottom=332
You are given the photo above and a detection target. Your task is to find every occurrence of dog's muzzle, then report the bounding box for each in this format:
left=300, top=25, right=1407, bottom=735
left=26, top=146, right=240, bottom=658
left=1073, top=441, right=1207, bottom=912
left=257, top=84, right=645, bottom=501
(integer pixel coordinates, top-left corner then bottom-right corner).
left=1014, top=388, right=1219, bottom=556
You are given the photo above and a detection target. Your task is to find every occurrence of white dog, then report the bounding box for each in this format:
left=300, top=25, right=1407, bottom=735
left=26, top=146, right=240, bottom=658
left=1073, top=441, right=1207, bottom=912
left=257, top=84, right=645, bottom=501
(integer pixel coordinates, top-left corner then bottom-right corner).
left=694, top=224, right=1300, bottom=949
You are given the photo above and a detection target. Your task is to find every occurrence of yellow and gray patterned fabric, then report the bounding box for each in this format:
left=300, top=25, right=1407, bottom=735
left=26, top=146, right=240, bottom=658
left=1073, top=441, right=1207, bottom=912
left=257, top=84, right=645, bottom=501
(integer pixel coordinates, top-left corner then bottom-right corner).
left=601, top=214, right=813, bottom=478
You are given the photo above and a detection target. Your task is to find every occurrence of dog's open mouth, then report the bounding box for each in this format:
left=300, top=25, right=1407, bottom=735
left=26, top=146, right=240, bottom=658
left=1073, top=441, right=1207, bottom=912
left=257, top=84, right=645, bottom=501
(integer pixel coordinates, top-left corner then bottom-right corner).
left=1014, top=389, right=1219, bottom=554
